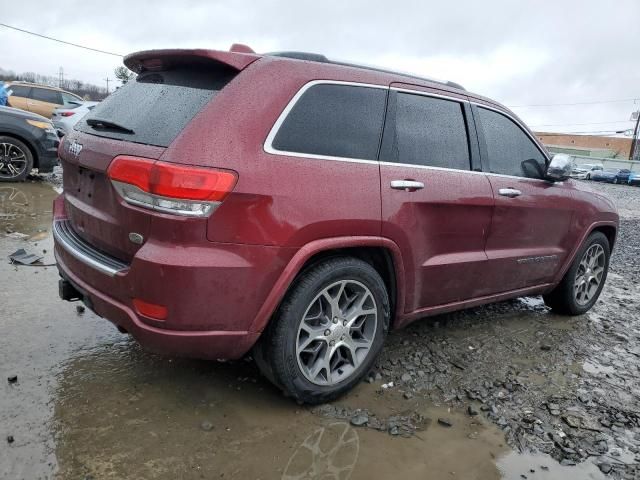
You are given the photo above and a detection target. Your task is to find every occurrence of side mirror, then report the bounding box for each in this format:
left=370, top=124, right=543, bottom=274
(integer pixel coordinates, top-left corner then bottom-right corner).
left=546, top=154, right=572, bottom=182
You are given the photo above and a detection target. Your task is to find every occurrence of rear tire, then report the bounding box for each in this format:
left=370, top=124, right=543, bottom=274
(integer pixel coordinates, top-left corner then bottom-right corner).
left=543, top=232, right=610, bottom=315
left=0, top=136, right=33, bottom=182
left=256, top=257, right=390, bottom=404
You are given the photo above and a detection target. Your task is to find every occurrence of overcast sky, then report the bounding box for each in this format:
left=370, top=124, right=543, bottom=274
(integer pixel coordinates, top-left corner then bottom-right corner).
left=2, top=0, right=639, bottom=135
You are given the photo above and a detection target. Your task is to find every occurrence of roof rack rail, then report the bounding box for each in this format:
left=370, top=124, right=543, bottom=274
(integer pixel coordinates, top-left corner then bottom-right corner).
left=265, top=51, right=465, bottom=91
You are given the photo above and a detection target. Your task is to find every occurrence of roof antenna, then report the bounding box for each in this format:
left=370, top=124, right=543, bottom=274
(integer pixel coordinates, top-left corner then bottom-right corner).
left=230, top=44, right=255, bottom=54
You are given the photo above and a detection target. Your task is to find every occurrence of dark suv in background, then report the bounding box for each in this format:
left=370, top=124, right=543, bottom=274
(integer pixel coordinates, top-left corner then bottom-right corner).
left=54, top=46, right=618, bottom=403
left=0, top=105, right=59, bottom=182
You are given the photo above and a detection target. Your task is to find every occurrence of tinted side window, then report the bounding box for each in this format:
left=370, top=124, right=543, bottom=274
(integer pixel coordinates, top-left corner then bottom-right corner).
left=61, top=93, right=82, bottom=107
left=32, top=88, right=62, bottom=104
left=390, top=93, right=470, bottom=169
left=478, top=107, right=546, bottom=178
left=8, top=85, right=30, bottom=97
left=272, top=84, right=387, bottom=160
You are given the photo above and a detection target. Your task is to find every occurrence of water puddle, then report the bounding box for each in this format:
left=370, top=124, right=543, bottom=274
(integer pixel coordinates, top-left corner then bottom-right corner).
left=51, top=341, right=511, bottom=479
left=0, top=181, right=58, bottom=238
left=496, top=451, right=605, bottom=479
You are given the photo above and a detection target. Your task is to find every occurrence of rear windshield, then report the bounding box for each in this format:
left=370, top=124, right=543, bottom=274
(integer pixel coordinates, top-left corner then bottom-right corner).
left=76, top=64, right=237, bottom=147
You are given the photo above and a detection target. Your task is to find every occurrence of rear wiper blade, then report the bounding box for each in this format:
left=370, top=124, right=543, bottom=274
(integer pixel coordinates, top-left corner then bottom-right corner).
left=86, top=118, right=135, bottom=134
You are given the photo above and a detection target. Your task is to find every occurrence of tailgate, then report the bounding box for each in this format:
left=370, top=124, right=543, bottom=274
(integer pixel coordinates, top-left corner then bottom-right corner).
left=59, top=48, right=254, bottom=262
left=60, top=133, right=165, bottom=262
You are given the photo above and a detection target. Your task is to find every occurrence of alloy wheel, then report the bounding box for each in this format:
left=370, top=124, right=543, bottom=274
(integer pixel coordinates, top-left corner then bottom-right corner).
left=296, top=280, right=378, bottom=386
left=0, top=143, right=28, bottom=180
left=574, top=243, right=606, bottom=306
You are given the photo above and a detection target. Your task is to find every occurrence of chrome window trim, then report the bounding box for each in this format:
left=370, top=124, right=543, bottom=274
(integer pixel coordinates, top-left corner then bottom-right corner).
left=262, top=80, right=551, bottom=183
left=378, top=161, right=485, bottom=176
left=390, top=86, right=468, bottom=104
left=263, top=79, right=388, bottom=164
left=470, top=101, right=551, bottom=163
left=263, top=80, right=476, bottom=170
left=484, top=171, right=558, bottom=184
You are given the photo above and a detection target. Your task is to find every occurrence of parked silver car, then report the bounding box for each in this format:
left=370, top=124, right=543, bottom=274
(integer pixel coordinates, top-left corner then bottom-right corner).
left=571, top=163, right=603, bottom=180
left=51, top=101, right=99, bottom=135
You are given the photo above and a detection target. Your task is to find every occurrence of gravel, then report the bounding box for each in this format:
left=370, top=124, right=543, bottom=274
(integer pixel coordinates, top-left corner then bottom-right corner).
left=319, top=181, right=640, bottom=479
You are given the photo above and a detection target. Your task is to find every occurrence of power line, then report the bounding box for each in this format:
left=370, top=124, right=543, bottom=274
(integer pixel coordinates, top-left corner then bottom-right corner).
left=507, top=98, right=639, bottom=108
left=530, top=120, right=633, bottom=128
left=540, top=130, right=630, bottom=135
left=0, top=22, right=123, bottom=57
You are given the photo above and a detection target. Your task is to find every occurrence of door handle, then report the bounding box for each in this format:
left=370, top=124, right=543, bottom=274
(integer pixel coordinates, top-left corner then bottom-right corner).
left=498, top=188, right=522, bottom=198
left=391, top=180, right=424, bottom=191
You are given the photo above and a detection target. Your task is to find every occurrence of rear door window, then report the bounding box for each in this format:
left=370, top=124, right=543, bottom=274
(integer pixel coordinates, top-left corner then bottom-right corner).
left=32, top=88, right=62, bottom=104
left=8, top=85, right=31, bottom=98
left=271, top=84, right=387, bottom=160
left=388, top=92, right=471, bottom=170
left=77, top=64, right=237, bottom=147
left=477, top=107, right=547, bottom=179
left=61, top=93, right=82, bottom=108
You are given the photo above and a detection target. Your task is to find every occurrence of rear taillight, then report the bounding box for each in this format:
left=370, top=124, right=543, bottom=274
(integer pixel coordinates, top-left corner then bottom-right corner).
left=61, top=111, right=76, bottom=117
left=107, top=155, right=237, bottom=217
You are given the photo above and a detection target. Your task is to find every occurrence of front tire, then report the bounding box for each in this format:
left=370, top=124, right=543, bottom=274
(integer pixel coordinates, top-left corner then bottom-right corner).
left=0, top=136, right=33, bottom=182
left=256, top=257, right=390, bottom=404
left=543, top=232, right=610, bottom=315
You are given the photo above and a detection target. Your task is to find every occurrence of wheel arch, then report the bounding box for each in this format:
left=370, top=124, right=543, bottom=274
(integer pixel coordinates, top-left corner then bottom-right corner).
left=592, top=225, right=616, bottom=251
left=551, top=220, right=618, bottom=286
left=250, top=237, right=406, bottom=333
left=0, top=131, right=39, bottom=168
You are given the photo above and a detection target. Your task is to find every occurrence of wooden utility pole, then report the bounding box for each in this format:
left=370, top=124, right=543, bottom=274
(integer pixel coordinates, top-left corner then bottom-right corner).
left=630, top=109, right=640, bottom=161
left=104, top=77, right=111, bottom=94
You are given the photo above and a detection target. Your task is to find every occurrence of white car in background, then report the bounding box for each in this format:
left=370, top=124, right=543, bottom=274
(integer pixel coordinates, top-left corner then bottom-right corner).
left=51, top=101, right=99, bottom=135
left=571, top=163, right=604, bottom=180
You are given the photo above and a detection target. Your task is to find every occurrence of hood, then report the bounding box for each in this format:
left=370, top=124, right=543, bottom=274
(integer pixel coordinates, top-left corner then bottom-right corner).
left=0, top=105, right=51, bottom=122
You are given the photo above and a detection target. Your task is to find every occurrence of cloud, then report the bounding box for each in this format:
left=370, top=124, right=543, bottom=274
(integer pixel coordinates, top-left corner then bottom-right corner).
left=1, top=0, right=639, bottom=133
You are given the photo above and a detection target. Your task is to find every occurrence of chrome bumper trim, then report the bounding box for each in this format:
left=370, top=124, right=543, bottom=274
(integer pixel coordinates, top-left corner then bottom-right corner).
left=53, top=220, right=129, bottom=277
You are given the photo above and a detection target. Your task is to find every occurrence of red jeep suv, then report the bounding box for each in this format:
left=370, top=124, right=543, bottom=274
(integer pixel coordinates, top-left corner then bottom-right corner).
left=54, top=46, right=618, bottom=403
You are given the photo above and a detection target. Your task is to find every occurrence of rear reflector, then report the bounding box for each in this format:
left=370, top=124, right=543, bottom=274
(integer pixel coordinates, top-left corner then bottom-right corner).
left=107, top=155, right=237, bottom=217
left=133, top=298, right=168, bottom=320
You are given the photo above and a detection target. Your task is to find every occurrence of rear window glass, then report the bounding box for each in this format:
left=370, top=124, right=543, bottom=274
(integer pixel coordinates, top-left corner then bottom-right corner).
left=8, top=85, right=30, bottom=97
left=76, top=64, right=237, bottom=147
left=32, top=88, right=62, bottom=104
left=271, top=84, right=387, bottom=160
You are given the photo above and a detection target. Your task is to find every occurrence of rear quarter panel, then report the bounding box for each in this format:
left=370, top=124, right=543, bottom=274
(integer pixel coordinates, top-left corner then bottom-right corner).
left=160, top=58, right=387, bottom=247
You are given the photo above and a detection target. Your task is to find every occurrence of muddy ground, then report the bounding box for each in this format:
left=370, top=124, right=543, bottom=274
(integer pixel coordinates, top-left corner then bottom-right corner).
left=1, top=176, right=639, bottom=480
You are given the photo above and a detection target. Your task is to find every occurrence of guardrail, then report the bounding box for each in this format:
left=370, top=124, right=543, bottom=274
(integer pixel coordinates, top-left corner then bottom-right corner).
left=566, top=154, right=640, bottom=173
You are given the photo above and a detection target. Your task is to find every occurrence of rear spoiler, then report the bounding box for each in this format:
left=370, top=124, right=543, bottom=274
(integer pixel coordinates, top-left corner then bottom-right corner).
left=124, top=48, right=261, bottom=73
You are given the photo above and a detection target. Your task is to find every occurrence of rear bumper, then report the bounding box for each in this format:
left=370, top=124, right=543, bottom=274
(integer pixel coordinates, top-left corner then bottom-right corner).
left=56, top=258, right=260, bottom=359
left=52, top=194, right=295, bottom=360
